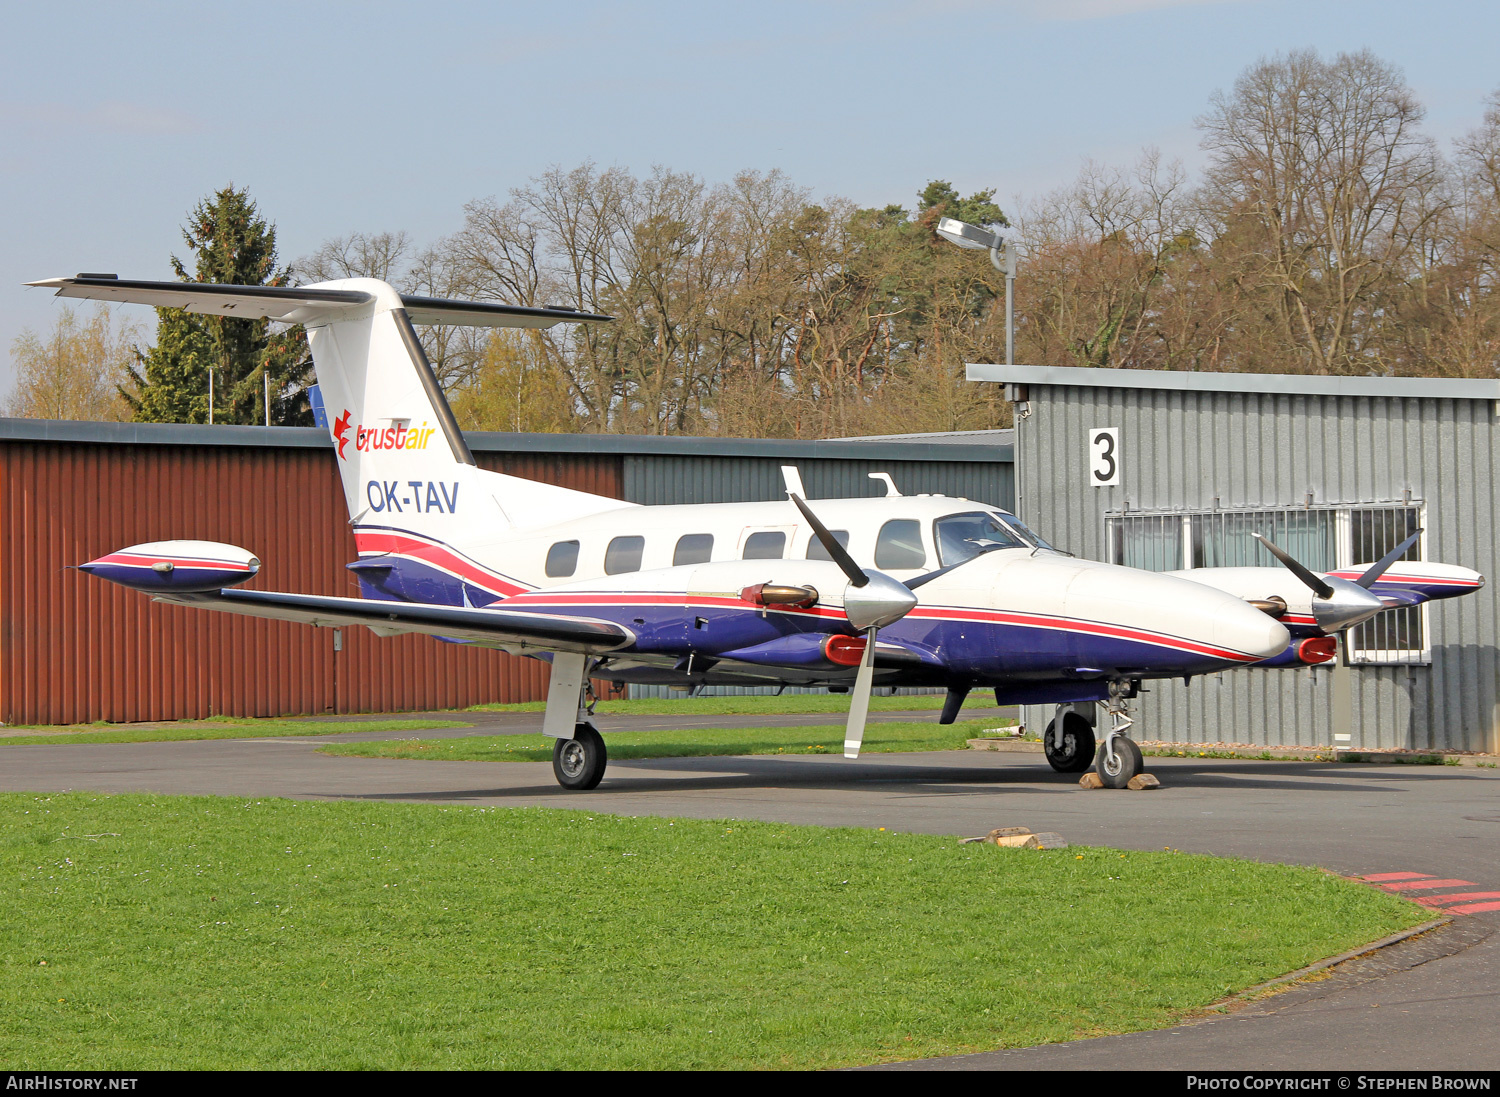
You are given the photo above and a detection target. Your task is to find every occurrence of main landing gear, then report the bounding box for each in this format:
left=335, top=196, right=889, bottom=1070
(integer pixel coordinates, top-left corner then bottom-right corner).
left=553, top=723, right=608, bottom=790
left=1094, top=679, right=1143, bottom=789
left=1043, top=707, right=1096, bottom=773
left=542, top=652, right=609, bottom=791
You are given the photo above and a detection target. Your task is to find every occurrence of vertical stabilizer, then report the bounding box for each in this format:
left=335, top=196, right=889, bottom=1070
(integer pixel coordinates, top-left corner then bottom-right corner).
left=24, top=273, right=635, bottom=554
left=301, top=279, right=633, bottom=546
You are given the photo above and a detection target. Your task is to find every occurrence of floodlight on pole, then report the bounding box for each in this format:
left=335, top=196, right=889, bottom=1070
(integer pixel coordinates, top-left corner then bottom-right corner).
left=936, top=217, right=1000, bottom=251
left=936, top=216, right=1018, bottom=365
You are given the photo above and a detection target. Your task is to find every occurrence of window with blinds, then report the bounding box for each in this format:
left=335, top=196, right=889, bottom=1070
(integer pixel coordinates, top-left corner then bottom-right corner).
left=1106, top=504, right=1426, bottom=664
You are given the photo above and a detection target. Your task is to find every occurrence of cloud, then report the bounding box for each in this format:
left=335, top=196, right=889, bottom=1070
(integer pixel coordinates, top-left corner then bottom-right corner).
left=0, top=100, right=203, bottom=136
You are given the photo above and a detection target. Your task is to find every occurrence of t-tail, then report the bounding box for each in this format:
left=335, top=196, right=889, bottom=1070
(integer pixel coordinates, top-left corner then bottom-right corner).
left=25, top=274, right=635, bottom=596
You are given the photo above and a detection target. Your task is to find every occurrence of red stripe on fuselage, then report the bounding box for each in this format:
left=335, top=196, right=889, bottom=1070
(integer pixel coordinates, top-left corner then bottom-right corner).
left=353, top=529, right=530, bottom=597
left=502, top=590, right=1264, bottom=663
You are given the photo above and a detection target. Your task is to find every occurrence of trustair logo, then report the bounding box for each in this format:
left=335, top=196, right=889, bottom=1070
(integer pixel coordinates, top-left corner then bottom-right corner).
left=332, top=410, right=436, bottom=461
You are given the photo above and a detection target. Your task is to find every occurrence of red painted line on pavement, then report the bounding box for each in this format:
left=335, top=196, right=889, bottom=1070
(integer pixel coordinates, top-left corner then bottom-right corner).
left=1446, top=900, right=1500, bottom=915
left=1361, top=872, right=1432, bottom=882
left=1424, top=891, right=1500, bottom=905
left=1378, top=878, right=1476, bottom=892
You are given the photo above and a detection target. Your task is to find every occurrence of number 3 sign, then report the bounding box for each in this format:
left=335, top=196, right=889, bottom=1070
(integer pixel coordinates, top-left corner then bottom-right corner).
left=1089, top=428, right=1120, bottom=486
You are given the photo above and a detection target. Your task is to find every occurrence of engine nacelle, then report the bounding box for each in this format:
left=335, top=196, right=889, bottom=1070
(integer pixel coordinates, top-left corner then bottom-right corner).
left=79, top=540, right=260, bottom=593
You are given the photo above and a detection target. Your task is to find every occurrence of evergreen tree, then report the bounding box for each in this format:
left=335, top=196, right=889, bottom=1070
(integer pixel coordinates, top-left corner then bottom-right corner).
left=127, top=186, right=314, bottom=425
left=916, top=180, right=1008, bottom=230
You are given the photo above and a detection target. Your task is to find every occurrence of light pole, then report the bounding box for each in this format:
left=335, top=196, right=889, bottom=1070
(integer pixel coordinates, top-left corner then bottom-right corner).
left=936, top=216, right=1017, bottom=365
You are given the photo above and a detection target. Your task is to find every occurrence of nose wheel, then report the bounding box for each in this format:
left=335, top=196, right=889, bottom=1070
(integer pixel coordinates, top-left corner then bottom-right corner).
left=552, top=723, right=608, bottom=790
left=1095, top=680, right=1144, bottom=789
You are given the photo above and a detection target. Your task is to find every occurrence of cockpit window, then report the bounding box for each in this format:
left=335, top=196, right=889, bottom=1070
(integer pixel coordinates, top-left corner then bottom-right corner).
left=934, top=512, right=1027, bottom=566
left=1001, top=514, right=1055, bottom=551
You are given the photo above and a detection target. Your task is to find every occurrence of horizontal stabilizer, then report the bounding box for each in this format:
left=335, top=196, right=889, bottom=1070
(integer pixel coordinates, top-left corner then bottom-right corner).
left=401, top=294, right=611, bottom=329
left=25, top=276, right=371, bottom=324
left=159, top=588, right=635, bottom=654
left=26, top=276, right=611, bottom=329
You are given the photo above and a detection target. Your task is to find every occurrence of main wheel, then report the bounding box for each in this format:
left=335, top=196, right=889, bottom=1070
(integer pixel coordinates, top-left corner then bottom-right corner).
left=1095, top=736, right=1143, bottom=789
left=1043, top=712, right=1096, bottom=773
left=552, top=723, right=607, bottom=790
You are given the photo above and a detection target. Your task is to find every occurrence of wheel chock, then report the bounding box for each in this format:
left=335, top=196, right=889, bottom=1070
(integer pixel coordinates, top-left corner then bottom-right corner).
left=1078, top=771, right=1105, bottom=789
left=1127, top=773, right=1161, bottom=790
left=957, top=826, right=1067, bottom=849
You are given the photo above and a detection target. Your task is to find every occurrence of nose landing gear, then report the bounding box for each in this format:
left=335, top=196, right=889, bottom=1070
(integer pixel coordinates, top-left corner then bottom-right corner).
left=1095, top=679, right=1144, bottom=789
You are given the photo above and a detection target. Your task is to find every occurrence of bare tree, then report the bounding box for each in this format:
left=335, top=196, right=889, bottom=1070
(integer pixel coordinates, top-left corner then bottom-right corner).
left=297, top=231, right=412, bottom=283
left=7, top=305, right=141, bottom=421
left=1015, top=153, right=1210, bottom=371
left=1199, top=49, right=1444, bottom=374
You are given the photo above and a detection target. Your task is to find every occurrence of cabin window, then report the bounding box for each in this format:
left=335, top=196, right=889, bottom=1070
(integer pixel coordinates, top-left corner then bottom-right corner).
left=673, top=533, right=714, bottom=566
left=874, top=519, right=926, bottom=569
left=545, top=540, right=579, bottom=578
left=604, top=535, right=646, bottom=575
left=806, top=530, right=850, bottom=561
left=934, top=512, right=1026, bottom=567
left=742, top=531, right=786, bottom=560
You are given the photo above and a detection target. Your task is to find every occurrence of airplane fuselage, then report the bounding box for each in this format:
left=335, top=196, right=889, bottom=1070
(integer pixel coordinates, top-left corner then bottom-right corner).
left=345, top=494, right=1291, bottom=700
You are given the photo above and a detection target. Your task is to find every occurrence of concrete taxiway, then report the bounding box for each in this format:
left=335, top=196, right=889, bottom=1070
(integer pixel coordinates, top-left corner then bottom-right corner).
left=2, top=708, right=1496, bottom=1071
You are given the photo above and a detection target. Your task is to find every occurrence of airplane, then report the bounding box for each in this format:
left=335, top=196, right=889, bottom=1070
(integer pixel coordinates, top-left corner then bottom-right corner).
left=29, top=274, right=1485, bottom=792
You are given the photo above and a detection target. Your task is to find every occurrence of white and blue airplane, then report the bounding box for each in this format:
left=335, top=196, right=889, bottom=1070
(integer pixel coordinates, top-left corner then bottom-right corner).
left=30, top=274, right=1484, bottom=790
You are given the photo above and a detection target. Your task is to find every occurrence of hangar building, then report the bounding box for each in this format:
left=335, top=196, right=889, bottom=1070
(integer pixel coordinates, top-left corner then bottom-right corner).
left=967, top=363, right=1500, bottom=755
left=0, top=420, right=1012, bottom=725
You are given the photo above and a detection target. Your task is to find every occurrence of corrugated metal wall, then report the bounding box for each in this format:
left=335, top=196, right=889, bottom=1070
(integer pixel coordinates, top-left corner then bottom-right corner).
left=1013, top=387, right=1500, bottom=753
left=0, top=440, right=623, bottom=725
left=0, top=427, right=1014, bottom=724
left=624, top=455, right=1013, bottom=509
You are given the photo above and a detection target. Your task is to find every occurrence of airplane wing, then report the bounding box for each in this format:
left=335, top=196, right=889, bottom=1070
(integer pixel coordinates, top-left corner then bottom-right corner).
left=156, top=588, right=635, bottom=654
left=1326, top=563, right=1485, bottom=606
left=25, top=276, right=610, bottom=329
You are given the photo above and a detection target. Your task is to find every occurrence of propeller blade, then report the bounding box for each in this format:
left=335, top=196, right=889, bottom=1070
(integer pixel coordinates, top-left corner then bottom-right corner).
left=1355, top=529, right=1423, bottom=589
left=790, top=493, right=867, bottom=588
left=1251, top=533, right=1335, bottom=600
left=844, top=627, right=878, bottom=759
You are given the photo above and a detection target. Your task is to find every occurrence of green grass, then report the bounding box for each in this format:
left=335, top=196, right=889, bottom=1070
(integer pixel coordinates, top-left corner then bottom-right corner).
left=319, top=718, right=1008, bottom=763
left=0, top=792, right=1427, bottom=1070
left=0, top=716, right=470, bottom=747
left=465, top=693, right=1004, bottom=716
left=1144, top=747, right=1338, bottom=763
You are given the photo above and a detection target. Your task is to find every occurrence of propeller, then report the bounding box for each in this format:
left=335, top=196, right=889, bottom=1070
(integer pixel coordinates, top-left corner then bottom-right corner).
left=1251, top=531, right=1388, bottom=634
left=790, top=494, right=918, bottom=757
left=1250, top=533, right=1333, bottom=599
left=1355, top=529, right=1422, bottom=589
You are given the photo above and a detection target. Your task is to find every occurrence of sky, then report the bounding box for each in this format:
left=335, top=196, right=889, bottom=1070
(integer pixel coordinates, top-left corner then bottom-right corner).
left=4, top=0, right=1500, bottom=400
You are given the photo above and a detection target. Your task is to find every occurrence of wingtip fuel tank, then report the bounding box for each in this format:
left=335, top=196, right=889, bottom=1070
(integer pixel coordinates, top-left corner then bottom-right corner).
left=80, top=540, right=260, bottom=593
